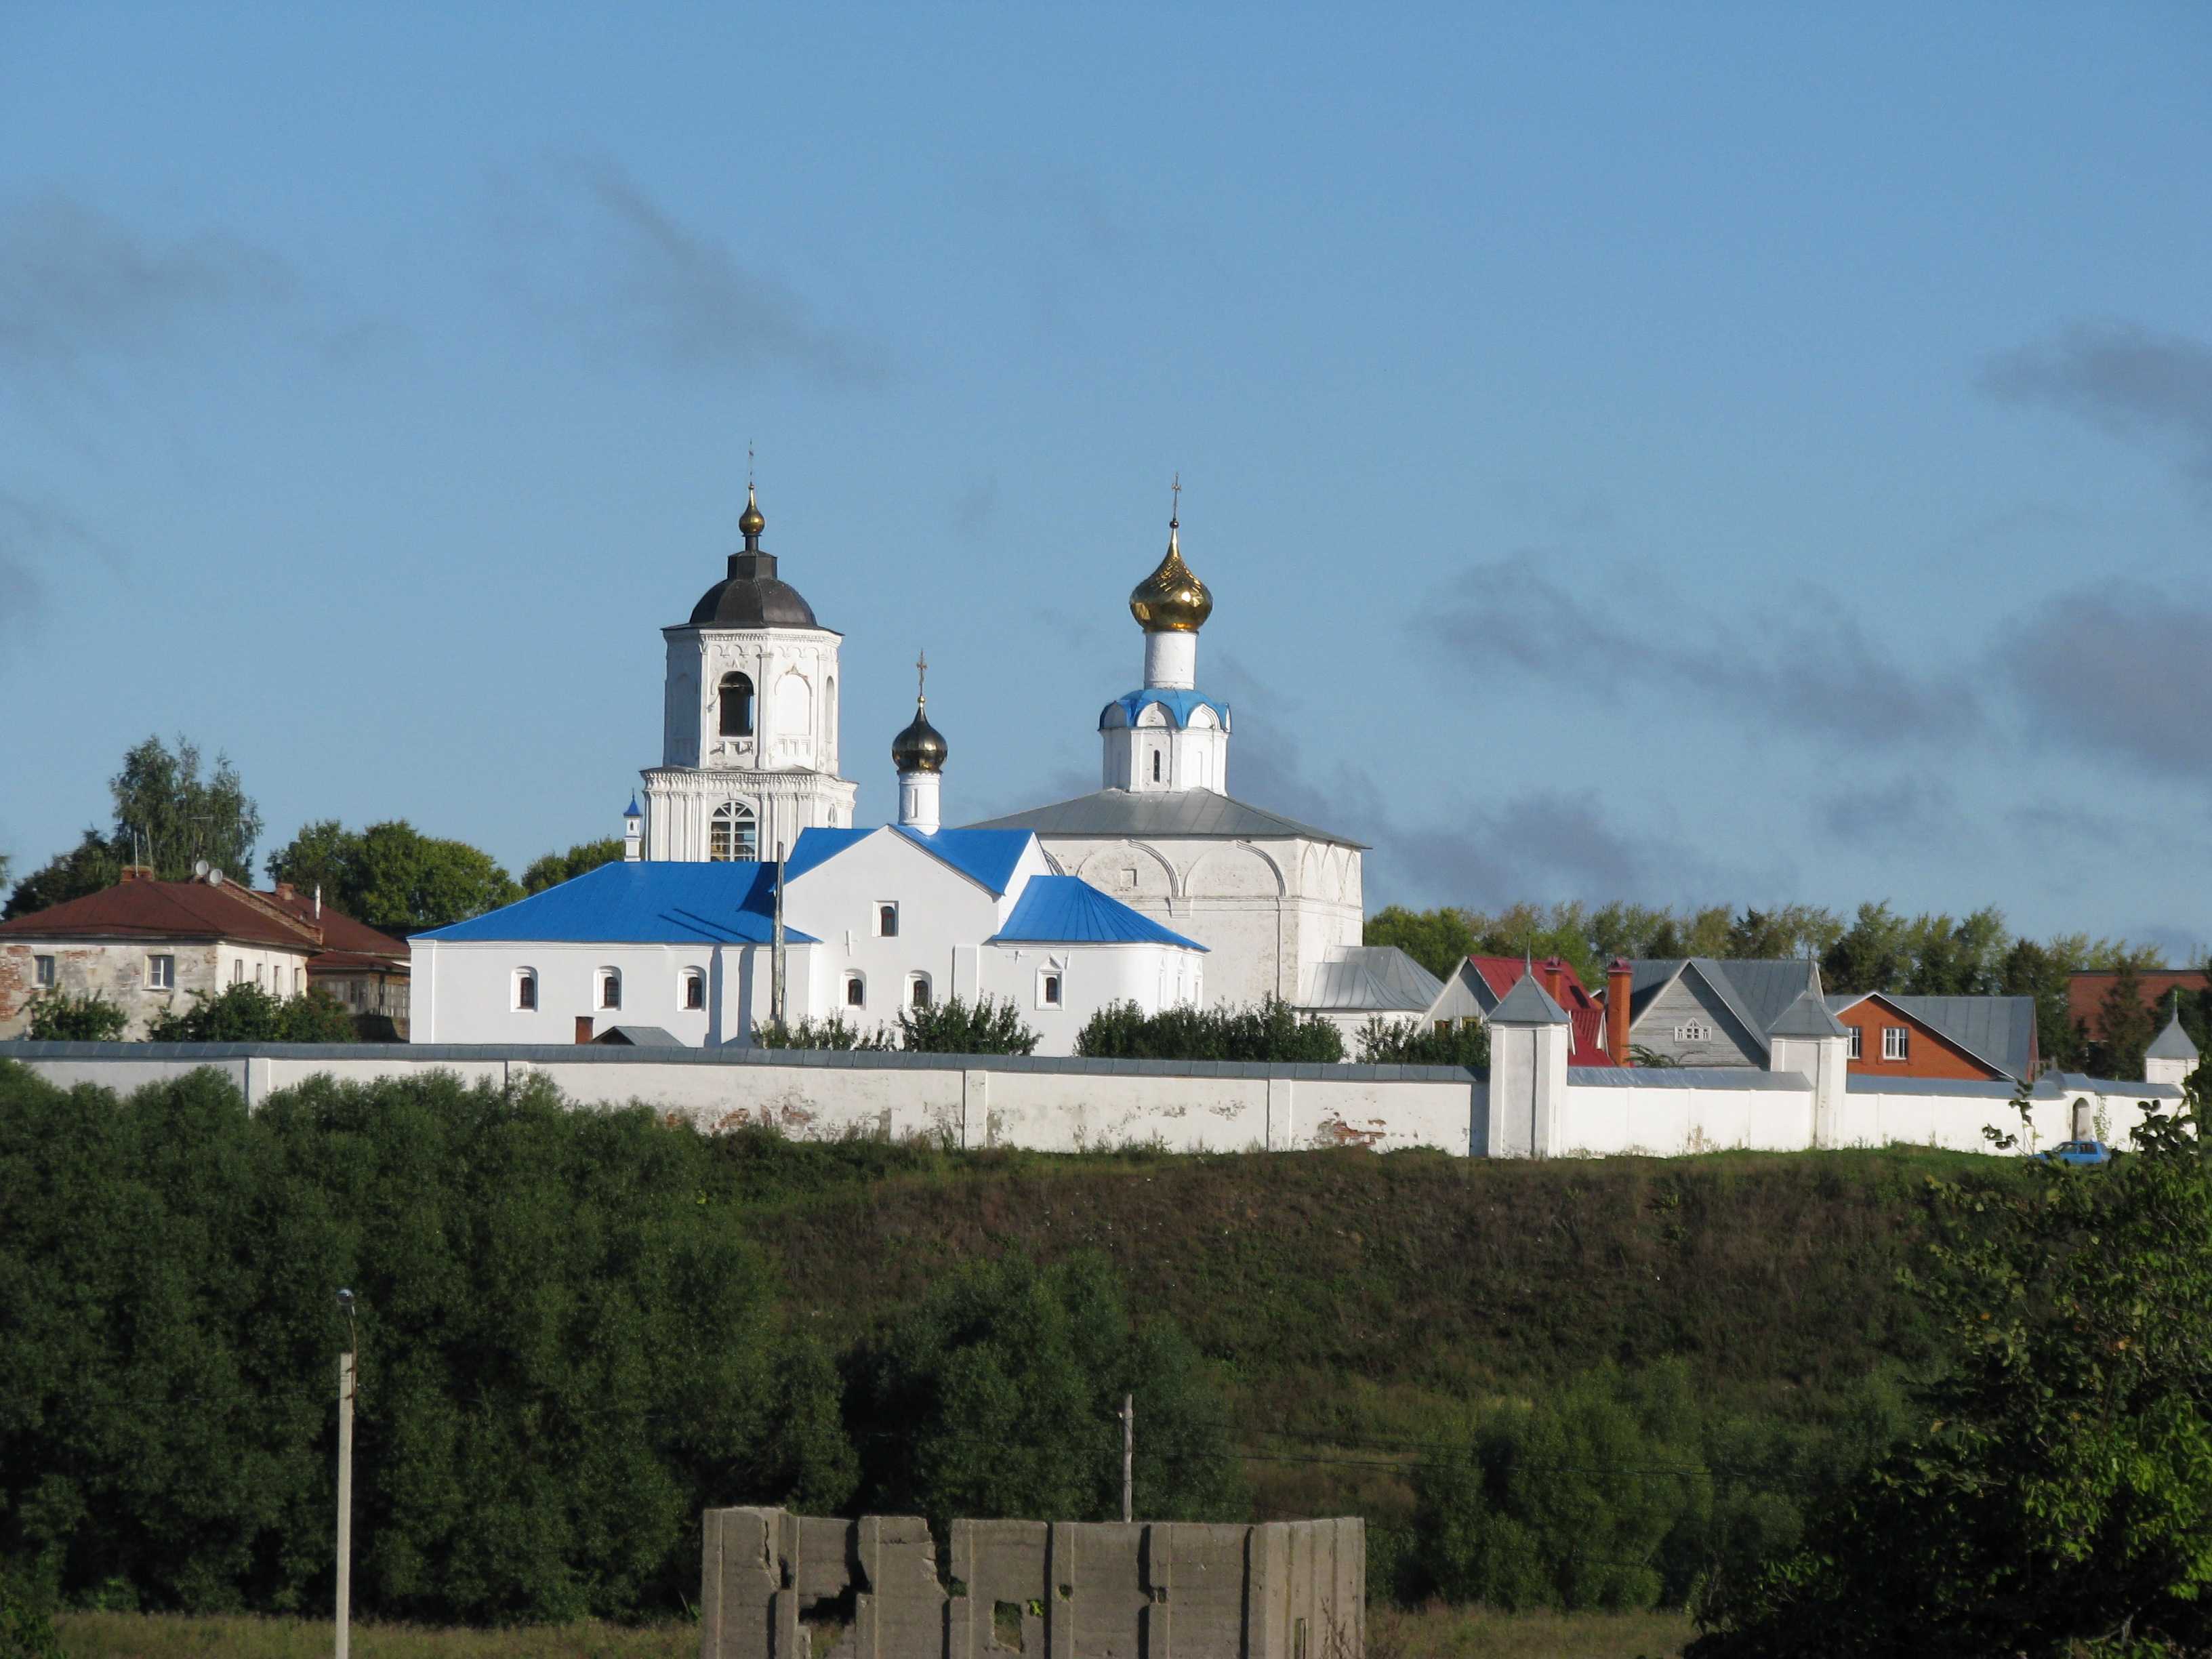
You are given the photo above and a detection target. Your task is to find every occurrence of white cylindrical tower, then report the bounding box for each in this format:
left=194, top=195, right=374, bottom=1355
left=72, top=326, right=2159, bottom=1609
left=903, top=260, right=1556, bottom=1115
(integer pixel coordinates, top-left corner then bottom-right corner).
left=1102, top=494, right=1229, bottom=794
left=1143, top=630, right=1197, bottom=691
left=892, top=654, right=947, bottom=834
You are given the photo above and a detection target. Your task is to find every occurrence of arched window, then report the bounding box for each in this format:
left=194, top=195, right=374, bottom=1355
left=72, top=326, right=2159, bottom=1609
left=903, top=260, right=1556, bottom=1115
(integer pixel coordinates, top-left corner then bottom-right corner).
left=681, top=968, right=705, bottom=1011
left=908, top=973, right=933, bottom=1010
left=876, top=902, right=899, bottom=938
left=1151, top=750, right=1163, bottom=783
left=710, top=802, right=758, bottom=861
left=844, top=972, right=866, bottom=1009
left=718, top=672, right=755, bottom=737
left=599, top=968, right=622, bottom=1010
left=514, top=969, right=537, bottom=1011
left=1038, top=970, right=1063, bottom=1010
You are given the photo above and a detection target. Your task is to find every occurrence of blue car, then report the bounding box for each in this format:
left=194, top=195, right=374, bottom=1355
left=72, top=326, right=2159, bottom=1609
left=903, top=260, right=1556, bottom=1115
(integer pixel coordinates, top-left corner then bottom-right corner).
left=2039, top=1139, right=2114, bottom=1167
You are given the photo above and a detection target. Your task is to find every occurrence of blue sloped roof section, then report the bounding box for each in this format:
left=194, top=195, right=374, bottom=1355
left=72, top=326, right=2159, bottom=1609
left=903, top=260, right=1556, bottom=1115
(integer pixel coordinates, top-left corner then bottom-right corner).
left=895, top=825, right=1032, bottom=895
left=988, top=876, right=1206, bottom=949
left=1098, top=688, right=1231, bottom=731
left=417, top=860, right=812, bottom=944
left=783, top=827, right=876, bottom=884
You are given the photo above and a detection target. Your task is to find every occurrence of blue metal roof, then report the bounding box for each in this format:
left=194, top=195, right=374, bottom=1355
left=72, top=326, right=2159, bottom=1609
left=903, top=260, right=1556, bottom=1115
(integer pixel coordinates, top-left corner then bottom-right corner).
left=987, top=876, right=1206, bottom=949
left=894, top=825, right=1031, bottom=895
left=417, top=860, right=813, bottom=945
left=1098, top=688, right=1231, bottom=732
left=623, top=795, right=642, bottom=818
left=782, top=827, right=875, bottom=884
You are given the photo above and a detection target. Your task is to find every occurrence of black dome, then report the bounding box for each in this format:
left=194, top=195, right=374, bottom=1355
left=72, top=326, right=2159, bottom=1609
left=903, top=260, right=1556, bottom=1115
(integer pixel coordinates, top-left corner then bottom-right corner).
left=686, top=489, right=821, bottom=628
left=689, top=552, right=819, bottom=628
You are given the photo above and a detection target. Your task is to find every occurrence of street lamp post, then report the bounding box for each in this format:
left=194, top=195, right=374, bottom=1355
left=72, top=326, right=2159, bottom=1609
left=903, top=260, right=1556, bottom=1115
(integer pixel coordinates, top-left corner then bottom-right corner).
left=335, top=1290, right=356, bottom=1659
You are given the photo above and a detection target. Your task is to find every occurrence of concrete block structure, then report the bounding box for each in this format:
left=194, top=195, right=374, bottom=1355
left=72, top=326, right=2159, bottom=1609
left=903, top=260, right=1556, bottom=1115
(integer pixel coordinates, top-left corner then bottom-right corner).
left=699, top=1507, right=1364, bottom=1659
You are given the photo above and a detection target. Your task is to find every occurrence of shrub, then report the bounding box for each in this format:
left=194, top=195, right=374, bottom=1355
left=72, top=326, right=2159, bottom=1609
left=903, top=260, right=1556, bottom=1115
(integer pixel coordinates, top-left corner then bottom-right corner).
left=1354, top=1017, right=1489, bottom=1067
left=752, top=1016, right=890, bottom=1050
left=143, top=984, right=359, bottom=1043
left=893, top=995, right=1038, bottom=1055
left=1075, top=997, right=1344, bottom=1063
left=24, top=992, right=127, bottom=1042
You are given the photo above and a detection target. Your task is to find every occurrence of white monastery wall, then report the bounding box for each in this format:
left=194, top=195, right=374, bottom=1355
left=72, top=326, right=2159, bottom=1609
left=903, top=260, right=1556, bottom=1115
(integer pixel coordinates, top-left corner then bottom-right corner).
left=8, top=1048, right=2175, bottom=1162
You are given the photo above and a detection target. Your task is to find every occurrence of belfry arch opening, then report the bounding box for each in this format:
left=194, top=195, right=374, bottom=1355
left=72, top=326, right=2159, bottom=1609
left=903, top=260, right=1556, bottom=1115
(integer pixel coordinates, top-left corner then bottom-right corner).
left=719, top=672, right=755, bottom=738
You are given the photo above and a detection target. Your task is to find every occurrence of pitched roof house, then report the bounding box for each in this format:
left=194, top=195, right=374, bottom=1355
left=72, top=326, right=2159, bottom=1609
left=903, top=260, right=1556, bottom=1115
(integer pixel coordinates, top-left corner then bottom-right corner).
left=1425, top=954, right=1616, bottom=1066
left=1827, top=991, right=2039, bottom=1082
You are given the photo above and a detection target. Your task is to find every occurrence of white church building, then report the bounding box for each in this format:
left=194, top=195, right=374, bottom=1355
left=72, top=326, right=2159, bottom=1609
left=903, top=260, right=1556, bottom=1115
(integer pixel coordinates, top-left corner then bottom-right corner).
left=410, top=483, right=1384, bottom=1052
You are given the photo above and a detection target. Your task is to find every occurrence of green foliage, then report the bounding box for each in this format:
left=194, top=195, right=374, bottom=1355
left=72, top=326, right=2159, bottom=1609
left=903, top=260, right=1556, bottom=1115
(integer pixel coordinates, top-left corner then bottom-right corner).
left=24, top=992, right=128, bottom=1042
left=0, top=1560, right=62, bottom=1659
left=0, top=1065, right=852, bottom=1623
left=1075, top=997, right=1345, bottom=1062
left=2091, top=957, right=2158, bottom=1080
left=4, top=830, right=121, bottom=920
left=263, top=821, right=521, bottom=933
left=1363, top=905, right=1477, bottom=980
left=1355, top=1017, right=1489, bottom=1067
left=108, top=737, right=263, bottom=884
left=144, top=985, right=360, bottom=1044
left=892, top=995, right=1039, bottom=1055
left=520, top=840, right=627, bottom=895
left=750, top=1016, right=888, bottom=1050
left=1691, top=1086, right=2212, bottom=1658
left=847, top=1252, right=1242, bottom=1530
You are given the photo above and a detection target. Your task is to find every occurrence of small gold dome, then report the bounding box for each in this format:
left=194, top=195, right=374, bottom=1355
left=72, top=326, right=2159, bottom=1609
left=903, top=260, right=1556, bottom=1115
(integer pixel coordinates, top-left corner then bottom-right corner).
left=892, top=698, right=947, bottom=774
left=1128, top=517, right=1212, bottom=633
left=737, top=483, right=766, bottom=541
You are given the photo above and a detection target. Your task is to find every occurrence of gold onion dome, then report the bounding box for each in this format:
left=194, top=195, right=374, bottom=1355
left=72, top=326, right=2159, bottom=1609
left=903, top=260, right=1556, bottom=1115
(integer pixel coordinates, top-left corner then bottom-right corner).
left=737, top=483, right=766, bottom=539
left=1128, top=514, right=1212, bottom=633
left=892, top=697, right=947, bottom=775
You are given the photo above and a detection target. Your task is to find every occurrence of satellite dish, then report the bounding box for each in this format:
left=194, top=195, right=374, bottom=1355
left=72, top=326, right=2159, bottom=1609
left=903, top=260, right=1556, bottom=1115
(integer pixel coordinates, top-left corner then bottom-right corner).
left=193, top=859, right=211, bottom=879
left=207, top=867, right=224, bottom=887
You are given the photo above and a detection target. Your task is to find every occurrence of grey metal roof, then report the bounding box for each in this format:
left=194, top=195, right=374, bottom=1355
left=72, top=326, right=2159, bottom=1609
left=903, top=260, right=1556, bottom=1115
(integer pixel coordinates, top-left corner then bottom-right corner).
left=1626, top=958, right=1816, bottom=1056
left=1568, top=1065, right=1808, bottom=1090
left=1489, top=971, right=1570, bottom=1025
left=1768, top=987, right=1848, bottom=1039
left=966, top=787, right=1368, bottom=848
left=2148, top=1011, right=2201, bottom=1061
left=1298, top=946, right=1443, bottom=1013
left=592, top=1025, right=685, bottom=1047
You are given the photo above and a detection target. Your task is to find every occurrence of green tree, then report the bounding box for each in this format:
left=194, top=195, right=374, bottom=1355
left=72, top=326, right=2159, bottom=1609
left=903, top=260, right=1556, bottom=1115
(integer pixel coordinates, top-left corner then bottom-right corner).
left=261, top=820, right=523, bottom=933
left=108, top=736, right=262, bottom=882
left=2000, top=937, right=2087, bottom=1071
left=1355, top=1017, right=1489, bottom=1067
left=1690, top=1088, right=2212, bottom=1658
left=144, top=983, right=359, bottom=1043
left=24, top=993, right=128, bottom=1042
left=521, top=838, right=627, bottom=895
left=751, top=1015, right=889, bottom=1050
left=1363, top=905, right=1476, bottom=980
left=263, top=818, right=356, bottom=896
left=893, top=995, right=1040, bottom=1055
left=848, top=1252, right=1242, bottom=1531
left=2091, top=958, right=2157, bottom=1080
left=1822, top=902, right=1913, bottom=994
left=1723, top=906, right=1842, bottom=962
left=1902, top=907, right=2009, bottom=996
left=1074, top=998, right=1344, bottom=1062
left=3, top=830, right=121, bottom=920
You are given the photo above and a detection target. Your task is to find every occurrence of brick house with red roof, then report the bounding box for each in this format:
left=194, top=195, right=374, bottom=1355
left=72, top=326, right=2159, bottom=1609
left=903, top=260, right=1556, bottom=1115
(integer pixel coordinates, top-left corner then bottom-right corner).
left=0, top=868, right=408, bottom=1039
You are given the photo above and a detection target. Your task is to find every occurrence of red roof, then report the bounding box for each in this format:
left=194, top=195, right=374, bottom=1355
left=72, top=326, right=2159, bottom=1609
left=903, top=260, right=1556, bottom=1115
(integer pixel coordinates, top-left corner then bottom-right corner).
left=0, top=877, right=316, bottom=951
left=2067, top=970, right=2207, bottom=1034
left=0, top=876, right=408, bottom=972
left=1467, top=954, right=1616, bottom=1066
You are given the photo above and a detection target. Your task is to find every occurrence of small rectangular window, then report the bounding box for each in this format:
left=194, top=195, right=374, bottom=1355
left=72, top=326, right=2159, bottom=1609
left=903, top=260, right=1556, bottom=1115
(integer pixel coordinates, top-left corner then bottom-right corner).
left=232, top=960, right=245, bottom=985
left=148, top=954, right=175, bottom=990
left=1883, top=1025, right=1908, bottom=1061
left=1040, top=972, right=1062, bottom=1009
left=600, top=971, right=622, bottom=1010
left=682, top=971, right=705, bottom=1011
left=1848, top=1025, right=1863, bottom=1060
left=516, top=971, right=537, bottom=1011
left=33, top=955, right=56, bottom=988
left=909, top=975, right=931, bottom=1010
left=844, top=973, right=866, bottom=1008
left=876, top=903, right=899, bottom=938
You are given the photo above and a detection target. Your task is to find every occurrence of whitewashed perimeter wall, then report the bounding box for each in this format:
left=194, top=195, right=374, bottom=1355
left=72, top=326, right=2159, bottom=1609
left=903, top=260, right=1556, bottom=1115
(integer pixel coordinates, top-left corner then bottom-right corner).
left=6, top=1047, right=2181, bottom=1159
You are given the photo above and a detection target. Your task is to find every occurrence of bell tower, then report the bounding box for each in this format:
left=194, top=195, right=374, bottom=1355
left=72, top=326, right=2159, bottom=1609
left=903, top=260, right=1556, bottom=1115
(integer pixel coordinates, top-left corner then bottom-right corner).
left=641, top=483, right=857, bottom=861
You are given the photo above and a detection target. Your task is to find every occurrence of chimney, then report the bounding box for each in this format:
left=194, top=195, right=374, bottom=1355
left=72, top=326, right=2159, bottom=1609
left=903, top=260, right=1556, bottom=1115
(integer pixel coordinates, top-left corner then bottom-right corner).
left=275, top=882, right=296, bottom=902
left=314, top=884, right=323, bottom=920
left=1540, top=955, right=1565, bottom=1008
left=119, top=864, right=155, bottom=883
left=1607, top=957, right=1633, bottom=1063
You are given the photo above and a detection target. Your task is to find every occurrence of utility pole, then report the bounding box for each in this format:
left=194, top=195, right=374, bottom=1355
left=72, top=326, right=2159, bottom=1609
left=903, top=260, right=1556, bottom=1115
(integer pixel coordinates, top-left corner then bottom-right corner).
left=771, top=841, right=787, bottom=1025
left=1121, top=1393, right=1134, bottom=1523
left=336, top=1290, right=356, bottom=1659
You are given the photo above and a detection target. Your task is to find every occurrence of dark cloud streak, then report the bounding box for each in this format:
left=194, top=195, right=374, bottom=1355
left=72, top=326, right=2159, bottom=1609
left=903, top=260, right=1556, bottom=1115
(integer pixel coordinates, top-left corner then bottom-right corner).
left=1982, top=323, right=2212, bottom=493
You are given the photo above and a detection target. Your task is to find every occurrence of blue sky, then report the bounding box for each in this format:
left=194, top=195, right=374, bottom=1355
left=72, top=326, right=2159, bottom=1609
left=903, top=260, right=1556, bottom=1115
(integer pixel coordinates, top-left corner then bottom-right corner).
left=3, top=4, right=2208, bottom=950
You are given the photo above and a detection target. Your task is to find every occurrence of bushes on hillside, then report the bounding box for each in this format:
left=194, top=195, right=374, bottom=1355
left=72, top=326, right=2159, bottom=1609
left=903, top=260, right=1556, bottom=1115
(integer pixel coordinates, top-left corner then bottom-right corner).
left=1076, top=997, right=1344, bottom=1063
left=846, top=1253, right=1244, bottom=1530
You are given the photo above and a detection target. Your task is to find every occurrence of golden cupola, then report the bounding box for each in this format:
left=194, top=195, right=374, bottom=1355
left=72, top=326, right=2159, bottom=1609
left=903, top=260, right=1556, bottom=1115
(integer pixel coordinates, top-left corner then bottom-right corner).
left=1128, top=512, right=1212, bottom=634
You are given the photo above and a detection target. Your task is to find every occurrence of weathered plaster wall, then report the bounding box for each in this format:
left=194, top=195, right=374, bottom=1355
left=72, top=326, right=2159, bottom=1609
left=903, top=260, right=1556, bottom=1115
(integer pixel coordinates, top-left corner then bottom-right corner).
left=0, top=939, right=310, bottom=1039
left=699, top=1507, right=1364, bottom=1659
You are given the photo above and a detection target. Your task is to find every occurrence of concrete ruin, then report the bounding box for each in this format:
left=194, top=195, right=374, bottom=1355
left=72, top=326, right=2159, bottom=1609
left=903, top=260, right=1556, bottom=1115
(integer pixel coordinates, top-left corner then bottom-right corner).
left=699, top=1509, right=1364, bottom=1659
